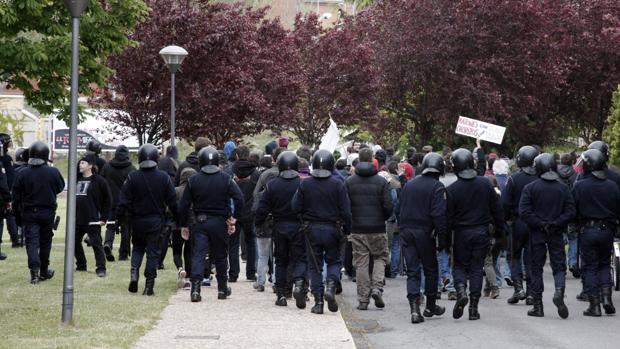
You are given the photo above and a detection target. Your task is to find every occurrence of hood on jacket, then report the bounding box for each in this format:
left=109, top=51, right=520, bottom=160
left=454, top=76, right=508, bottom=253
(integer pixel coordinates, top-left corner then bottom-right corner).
left=179, top=167, right=196, bottom=186
left=232, top=159, right=256, bottom=179
left=355, top=162, right=378, bottom=177
left=109, top=145, right=132, bottom=168
left=557, top=164, right=576, bottom=179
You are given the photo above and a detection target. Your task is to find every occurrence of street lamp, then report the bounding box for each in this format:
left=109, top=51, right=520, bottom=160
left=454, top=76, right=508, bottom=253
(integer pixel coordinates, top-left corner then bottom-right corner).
left=159, top=45, right=188, bottom=147
left=62, top=0, right=89, bottom=325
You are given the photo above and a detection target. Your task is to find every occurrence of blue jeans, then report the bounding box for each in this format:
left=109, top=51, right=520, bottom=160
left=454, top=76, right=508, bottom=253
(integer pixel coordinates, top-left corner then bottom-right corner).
left=437, top=249, right=455, bottom=292
left=256, top=237, right=272, bottom=286
left=566, top=225, right=579, bottom=268
left=390, top=232, right=401, bottom=275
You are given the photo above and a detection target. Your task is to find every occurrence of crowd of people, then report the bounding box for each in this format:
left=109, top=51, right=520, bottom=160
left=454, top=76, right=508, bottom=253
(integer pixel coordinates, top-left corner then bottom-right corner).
left=1, top=133, right=618, bottom=323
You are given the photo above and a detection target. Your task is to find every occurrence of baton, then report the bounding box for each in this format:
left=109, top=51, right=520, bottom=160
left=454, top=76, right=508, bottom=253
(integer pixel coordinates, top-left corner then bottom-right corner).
left=301, top=221, right=322, bottom=274
left=88, top=221, right=116, bottom=226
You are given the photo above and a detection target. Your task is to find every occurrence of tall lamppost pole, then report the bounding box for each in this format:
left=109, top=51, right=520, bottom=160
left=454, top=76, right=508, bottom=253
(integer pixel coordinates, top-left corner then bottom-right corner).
left=159, top=46, right=188, bottom=147
left=62, top=0, right=89, bottom=325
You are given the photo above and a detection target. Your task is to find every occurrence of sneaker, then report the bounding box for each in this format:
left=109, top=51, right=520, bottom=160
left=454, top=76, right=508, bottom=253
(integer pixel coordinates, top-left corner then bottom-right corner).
left=202, top=278, right=211, bottom=287
left=177, top=268, right=186, bottom=289
left=448, top=291, right=457, bottom=301
left=183, top=281, right=191, bottom=290
left=504, top=276, right=513, bottom=287
left=253, top=283, right=265, bottom=292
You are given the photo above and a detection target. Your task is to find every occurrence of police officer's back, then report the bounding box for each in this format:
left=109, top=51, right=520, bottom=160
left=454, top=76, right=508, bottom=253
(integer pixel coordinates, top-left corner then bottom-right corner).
left=116, top=144, right=177, bottom=296
left=178, top=146, right=244, bottom=303
left=12, top=141, right=64, bottom=283
left=572, top=149, right=619, bottom=316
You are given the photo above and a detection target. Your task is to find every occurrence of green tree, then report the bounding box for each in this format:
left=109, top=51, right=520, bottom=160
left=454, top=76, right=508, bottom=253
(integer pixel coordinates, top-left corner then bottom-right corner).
left=0, top=0, right=148, bottom=121
left=604, top=85, right=620, bottom=167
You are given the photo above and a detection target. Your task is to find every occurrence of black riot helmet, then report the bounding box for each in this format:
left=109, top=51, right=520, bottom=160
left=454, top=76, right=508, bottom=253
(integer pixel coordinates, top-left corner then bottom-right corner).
left=138, top=143, right=159, bottom=169
left=587, top=141, right=609, bottom=161
left=198, top=146, right=220, bottom=174
left=28, top=141, right=49, bottom=166
left=421, top=152, right=445, bottom=176
left=86, top=139, right=102, bottom=155
left=311, top=149, right=335, bottom=179
left=451, top=148, right=476, bottom=179
left=15, top=147, right=28, bottom=163
left=516, top=145, right=539, bottom=175
left=534, top=153, right=558, bottom=181
left=581, top=149, right=607, bottom=180
left=277, top=151, right=299, bottom=179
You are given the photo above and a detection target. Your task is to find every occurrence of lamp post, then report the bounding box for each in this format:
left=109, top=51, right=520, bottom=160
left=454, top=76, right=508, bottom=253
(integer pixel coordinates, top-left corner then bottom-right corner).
left=62, top=0, right=89, bottom=325
left=159, top=45, right=188, bottom=147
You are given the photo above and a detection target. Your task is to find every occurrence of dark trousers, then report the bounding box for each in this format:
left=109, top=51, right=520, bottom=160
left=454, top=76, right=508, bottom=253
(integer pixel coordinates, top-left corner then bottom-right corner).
left=158, top=224, right=173, bottom=267
left=104, top=221, right=131, bottom=258
left=273, top=221, right=306, bottom=291
left=580, top=225, right=614, bottom=296
left=23, top=210, right=55, bottom=272
left=510, top=218, right=531, bottom=282
left=343, top=239, right=355, bottom=277
left=131, top=218, right=162, bottom=280
left=191, top=217, right=229, bottom=283
left=172, top=228, right=193, bottom=275
left=307, top=223, right=341, bottom=295
left=0, top=213, right=19, bottom=245
left=529, top=230, right=566, bottom=299
left=400, top=228, right=438, bottom=300
left=75, top=225, right=106, bottom=272
left=453, top=226, right=490, bottom=298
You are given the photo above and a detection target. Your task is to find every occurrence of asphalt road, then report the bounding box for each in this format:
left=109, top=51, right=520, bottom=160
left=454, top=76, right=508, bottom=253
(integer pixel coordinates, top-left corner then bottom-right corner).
left=338, top=263, right=620, bottom=349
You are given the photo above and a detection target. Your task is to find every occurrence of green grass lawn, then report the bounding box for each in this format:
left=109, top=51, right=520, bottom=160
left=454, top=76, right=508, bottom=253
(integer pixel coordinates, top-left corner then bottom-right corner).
left=0, top=193, right=178, bottom=349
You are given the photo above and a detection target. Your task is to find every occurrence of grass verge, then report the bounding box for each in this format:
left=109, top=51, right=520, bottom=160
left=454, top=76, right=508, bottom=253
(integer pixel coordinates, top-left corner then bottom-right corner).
left=0, top=193, right=177, bottom=349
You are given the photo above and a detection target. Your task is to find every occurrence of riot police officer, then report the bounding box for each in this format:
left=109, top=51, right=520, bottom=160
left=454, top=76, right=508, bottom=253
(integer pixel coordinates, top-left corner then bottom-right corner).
left=396, top=152, right=447, bottom=324
left=447, top=149, right=503, bottom=320
left=572, top=149, right=618, bottom=316
left=86, top=139, right=107, bottom=171
left=292, top=149, right=352, bottom=315
left=586, top=141, right=620, bottom=187
left=116, top=144, right=177, bottom=296
left=0, top=133, right=18, bottom=250
left=178, top=146, right=244, bottom=302
left=12, top=141, right=64, bottom=283
left=503, top=145, right=539, bottom=305
left=255, top=151, right=307, bottom=308
left=519, top=153, right=575, bottom=318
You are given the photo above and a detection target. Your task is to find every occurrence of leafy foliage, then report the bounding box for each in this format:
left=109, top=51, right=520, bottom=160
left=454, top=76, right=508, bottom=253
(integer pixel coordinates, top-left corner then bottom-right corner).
left=604, top=85, right=620, bottom=167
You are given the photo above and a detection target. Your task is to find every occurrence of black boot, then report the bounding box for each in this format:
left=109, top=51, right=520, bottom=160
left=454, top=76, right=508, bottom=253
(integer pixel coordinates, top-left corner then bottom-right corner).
left=275, top=290, right=288, bottom=306
left=584, top=294, right=602, bottom=317
left=39, top=268, right=55, bottom=281
left=423, top=295, right=445, bottom=318
left=311, top=294, right=324, bottom=314
left=525, top=280, right=534, bottom=305
left=128, top=268, right=139, bottom=293
left=527, top=298, right=544, bottom=317
left=468, top=296, right=480, bottom=320
left=218, top=279, right=232, bottom=300
left=191, top=280, right=202, bottom=302
left=507, top=278, right=526, bottom=304
left=553, top=288, right=569, bottom=319
left=324, top=280, right=339, bottom=312
left=410, top=297, right=424, bottom=323
left=143, top=278, right=155, bottom=296
left=602, top=287, right=616, bottom=315
left=30, top=269, right=40, bottom=285
left=452, top=285, right=469, bottom=319
left=293, top=279, right=307, bottom=309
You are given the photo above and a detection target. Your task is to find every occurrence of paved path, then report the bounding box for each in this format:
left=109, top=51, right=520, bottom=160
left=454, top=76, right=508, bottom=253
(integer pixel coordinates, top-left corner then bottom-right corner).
left=135, top=264, right=355, bottom=349
left=339, top=264, right=620, bottom=349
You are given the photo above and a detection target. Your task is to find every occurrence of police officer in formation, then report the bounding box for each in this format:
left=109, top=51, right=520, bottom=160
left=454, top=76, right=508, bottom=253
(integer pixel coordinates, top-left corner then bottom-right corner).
left=116, top=144, right=177, bottom=296
left=178, top=146, right=244, bottom=302
left=396, top=152, right=447, bottom=323
left=292, top=149, right=352, bottom=315
left=519, top=153, right=575, bottom=318
left=12, top=141, right=64, bottom=283
left=447, top=148, right=504, bottom=320
left=573, top=149, right=617, bottom=316
left=503, top=145, right=539, bottom=306
left=254, top=151, right=307, bottom=308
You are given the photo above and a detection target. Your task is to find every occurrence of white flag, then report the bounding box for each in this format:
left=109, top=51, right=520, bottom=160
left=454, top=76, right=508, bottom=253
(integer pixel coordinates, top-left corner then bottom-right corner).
left=319, top=118, right=340, bottom=153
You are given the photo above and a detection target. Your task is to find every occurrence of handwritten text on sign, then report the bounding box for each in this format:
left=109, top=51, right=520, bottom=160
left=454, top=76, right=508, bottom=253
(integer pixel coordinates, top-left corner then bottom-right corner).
left=455, top=116, right=506, bottom=144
